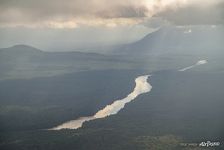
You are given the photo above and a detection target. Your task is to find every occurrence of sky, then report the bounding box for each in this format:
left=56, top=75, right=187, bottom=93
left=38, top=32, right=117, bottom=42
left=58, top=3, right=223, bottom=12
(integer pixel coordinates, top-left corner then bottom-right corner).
left=0, top=0, right=223, bottom=51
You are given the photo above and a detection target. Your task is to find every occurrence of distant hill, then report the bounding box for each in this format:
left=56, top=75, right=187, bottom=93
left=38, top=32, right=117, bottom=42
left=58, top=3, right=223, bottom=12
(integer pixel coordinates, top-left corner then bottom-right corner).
left=0, top=44, right=108, bottom=58
left=1, top=25, right=224, bottom=80
left=116, top=25, right=224, bottom=55
left=0, top=44, right=112, bottom=68
left=0, top=45, right=133, bottom=80
left=0, top=44, right=43, bottom=54
left=2, top=44, right=41, bottom=51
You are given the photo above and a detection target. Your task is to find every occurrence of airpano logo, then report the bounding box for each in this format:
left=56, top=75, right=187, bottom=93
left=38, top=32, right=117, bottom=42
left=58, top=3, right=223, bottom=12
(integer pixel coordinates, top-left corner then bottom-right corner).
left=180, top=141, right=221, bottom=148
left=199, top=141, right=220, bottom=147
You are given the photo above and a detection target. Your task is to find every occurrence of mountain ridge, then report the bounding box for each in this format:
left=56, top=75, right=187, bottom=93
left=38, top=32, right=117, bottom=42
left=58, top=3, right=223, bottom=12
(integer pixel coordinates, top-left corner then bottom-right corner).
left=115, top=25, right=224, bottom=55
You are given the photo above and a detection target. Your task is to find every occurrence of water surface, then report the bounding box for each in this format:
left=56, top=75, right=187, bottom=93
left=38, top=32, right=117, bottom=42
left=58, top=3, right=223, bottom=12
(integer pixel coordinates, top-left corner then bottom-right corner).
left=51, top=75, right=152, bottom=130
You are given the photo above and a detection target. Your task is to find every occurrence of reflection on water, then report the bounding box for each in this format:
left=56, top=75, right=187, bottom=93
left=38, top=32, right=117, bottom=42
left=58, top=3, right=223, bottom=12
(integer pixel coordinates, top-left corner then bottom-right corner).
left=50, top=75, right=152, bottom=130
left=179, top=60, right=207, bottom=71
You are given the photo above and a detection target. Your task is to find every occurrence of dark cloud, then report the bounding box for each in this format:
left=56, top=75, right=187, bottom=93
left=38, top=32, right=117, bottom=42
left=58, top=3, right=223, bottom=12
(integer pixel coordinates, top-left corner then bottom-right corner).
left=0, top=0, right=149, bottom=27
left=156, top=1, right=224, bottom=25
left=0, top=0, right=223, bottom=28
left=96, top=5, right=148, bottom=19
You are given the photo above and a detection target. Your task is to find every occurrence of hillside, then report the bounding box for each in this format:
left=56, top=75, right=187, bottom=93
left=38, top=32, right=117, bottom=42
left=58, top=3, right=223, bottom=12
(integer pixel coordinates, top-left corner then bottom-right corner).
left=116, top=25, right=224, bottom=56
left=0, top=45, right=133, bottom=80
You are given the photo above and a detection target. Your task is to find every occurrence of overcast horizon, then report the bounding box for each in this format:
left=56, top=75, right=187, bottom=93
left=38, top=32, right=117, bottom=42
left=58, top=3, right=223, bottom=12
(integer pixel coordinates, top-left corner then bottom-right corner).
left=1, top=0, right=224, bottom=51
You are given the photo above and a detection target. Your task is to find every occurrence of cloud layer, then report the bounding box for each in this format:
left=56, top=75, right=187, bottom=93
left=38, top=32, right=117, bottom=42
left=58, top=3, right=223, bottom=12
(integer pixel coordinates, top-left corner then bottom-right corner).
left=157, top=0, right=224, bottom=25
left=0, top=0, right=149, bottom=28
left=0, top=0, right=223, bottom=28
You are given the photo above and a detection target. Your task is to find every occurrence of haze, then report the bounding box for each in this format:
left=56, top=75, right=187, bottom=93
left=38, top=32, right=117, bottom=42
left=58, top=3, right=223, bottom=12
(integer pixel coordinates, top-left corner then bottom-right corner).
left=0, top=0, right=223, bottom=51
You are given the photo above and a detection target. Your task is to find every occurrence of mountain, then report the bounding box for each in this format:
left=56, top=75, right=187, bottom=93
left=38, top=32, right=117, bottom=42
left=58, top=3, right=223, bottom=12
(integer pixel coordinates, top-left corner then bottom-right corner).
left=0, top=45, right=133, bottom=80
left=116, top=25, right=224, bottom=56
left=0, top=44, right=108, bottom=58
left=0, top=44, right=43, bottom=53
left=1, top=25, right=224, bottom=81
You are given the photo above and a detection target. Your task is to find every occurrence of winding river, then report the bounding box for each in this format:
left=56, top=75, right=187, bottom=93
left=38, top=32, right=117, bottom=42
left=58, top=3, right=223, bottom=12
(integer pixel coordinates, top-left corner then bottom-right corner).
left=179, top=60, right=208, bottom=71
left=50, top=59, right=208, bottom=130
left=50, top=75, right=152, bottom=130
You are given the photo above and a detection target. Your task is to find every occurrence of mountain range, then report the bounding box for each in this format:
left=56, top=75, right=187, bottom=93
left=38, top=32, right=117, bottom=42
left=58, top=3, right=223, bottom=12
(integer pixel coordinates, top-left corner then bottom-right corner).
left=1, top=25, right=223, bottom=80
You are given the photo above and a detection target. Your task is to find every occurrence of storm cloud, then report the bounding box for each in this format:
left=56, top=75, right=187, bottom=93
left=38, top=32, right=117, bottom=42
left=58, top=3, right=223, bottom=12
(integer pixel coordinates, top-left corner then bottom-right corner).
left=0, top=0, right=223, bottom=28
left=2, top=0, right=222, bottom=28
left=156, top=0, right=224, bottom=25
left=0, top=0, right=150, bottom=28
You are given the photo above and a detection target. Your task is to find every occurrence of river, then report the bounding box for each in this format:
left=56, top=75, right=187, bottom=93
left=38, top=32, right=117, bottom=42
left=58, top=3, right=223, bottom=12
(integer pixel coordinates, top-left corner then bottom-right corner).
left=50, top=75, right=152, bottom=130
